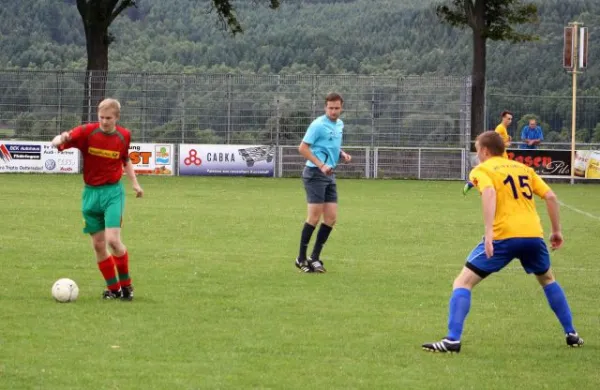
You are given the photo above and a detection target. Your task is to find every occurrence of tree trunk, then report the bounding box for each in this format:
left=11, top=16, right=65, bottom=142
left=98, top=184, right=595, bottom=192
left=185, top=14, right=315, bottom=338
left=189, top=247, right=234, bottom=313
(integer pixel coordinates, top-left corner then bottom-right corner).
left=81, top=21, right=109, bottom=123
left=470, top=30, right=486, bottom=151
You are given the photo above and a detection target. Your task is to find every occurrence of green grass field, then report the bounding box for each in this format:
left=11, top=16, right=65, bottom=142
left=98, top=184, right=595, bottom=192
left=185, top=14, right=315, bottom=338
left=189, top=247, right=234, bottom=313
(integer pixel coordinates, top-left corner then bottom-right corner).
left=1, top=175, right=599, bottom=389
left=0, top=128, right=15, bottom=138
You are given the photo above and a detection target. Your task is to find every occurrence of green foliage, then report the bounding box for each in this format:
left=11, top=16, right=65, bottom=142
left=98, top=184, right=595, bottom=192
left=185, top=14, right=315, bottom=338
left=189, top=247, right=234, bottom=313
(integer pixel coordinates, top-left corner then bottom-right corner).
left=437, top=0, right=539, bottom=41
left=592, top=123, right=600, bottom=143
left=0, top=0, right=597, bottom=95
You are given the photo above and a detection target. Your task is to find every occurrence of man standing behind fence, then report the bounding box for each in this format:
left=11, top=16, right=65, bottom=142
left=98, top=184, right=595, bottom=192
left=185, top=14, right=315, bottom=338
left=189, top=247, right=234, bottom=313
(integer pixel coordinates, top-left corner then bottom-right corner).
left=295, top=92, right=351, bottom=273
left=520, top=119, right=544, bottom=149
left=494, top=111, right=513, bottom=158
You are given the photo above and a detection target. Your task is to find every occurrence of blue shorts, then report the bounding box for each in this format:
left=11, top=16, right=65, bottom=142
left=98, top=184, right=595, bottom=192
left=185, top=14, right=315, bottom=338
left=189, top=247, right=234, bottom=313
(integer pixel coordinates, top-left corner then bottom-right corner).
left=465, top=237, right=550, bottom=278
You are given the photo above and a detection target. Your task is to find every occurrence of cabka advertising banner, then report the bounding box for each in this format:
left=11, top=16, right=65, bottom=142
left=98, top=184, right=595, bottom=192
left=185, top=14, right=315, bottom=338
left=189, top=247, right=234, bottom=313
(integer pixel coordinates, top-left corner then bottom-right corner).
left=0, top=140, right=80, bottom=174
left=178, top=144, right=275, bottom=177
left=129, top=143, right=174, bottom=176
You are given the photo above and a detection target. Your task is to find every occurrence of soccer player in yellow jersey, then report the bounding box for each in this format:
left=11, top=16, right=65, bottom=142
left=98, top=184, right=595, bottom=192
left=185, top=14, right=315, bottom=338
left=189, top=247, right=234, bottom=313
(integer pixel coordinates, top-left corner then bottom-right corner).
left=494, top=110, right=513, bottom=158
left=423, top=131, right=583, bottom=353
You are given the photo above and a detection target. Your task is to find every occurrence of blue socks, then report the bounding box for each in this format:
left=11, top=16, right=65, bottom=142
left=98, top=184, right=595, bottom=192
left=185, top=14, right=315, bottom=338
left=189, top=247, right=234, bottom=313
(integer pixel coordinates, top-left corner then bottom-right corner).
left=445, top=282, right=575, bottom=341
left=543, top=281, right=576, bottom=334
left=447, top=288, right=471, bottom=341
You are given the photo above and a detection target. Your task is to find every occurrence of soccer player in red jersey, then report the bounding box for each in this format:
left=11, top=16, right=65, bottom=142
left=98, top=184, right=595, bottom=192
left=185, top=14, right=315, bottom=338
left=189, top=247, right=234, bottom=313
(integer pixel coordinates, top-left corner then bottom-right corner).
left=51, top=98, right=143, bottom=301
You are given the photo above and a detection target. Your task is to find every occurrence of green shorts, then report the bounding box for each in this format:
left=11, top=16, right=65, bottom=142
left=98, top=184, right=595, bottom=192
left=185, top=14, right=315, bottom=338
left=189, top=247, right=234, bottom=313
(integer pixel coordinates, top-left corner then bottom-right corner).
left=81, top=182, right=125, bottom=234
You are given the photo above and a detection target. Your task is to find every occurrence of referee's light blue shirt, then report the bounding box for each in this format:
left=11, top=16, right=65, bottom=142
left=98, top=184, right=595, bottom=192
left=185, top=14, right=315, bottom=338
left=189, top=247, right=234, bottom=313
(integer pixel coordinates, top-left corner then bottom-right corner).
left=302, top=115, right=344, bottom=168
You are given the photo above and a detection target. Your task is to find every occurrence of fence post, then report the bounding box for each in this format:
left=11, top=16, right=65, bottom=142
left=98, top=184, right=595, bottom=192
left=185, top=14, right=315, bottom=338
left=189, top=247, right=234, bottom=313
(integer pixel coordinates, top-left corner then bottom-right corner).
left=276, top=75, right=281, bottom=147
left=56, top=71, right=63, bottom=133
left=373, top=147, right=379, bottom=178
left=371, top=76, right=376, bottom=149
left=227, top=73, right=232, bottom=144
left=86, top=70, right=93, bottom=123
left=142, top=73, right=148, bottom=143
left=180, top=74, right=186, bottom=144
left=365, top=147, right=370, bottom=179
left=311, top=74, right=317, bottom=118
left=276, top=75, right=281, bottom=177
left=418, top=148, right=422, bottom=179
left=461, top=76, right=472, bottom=177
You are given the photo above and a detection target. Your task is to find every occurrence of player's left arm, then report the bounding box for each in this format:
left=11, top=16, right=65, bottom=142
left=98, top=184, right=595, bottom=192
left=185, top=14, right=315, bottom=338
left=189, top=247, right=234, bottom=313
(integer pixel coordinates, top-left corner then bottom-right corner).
left=532, top=127, right=544, bottom=145
left=122, top=136, right=143, bottom=198
left=123, top=161, right=143, bottom=198
left=339, top=149, right=351, bottom=163
left=531, top=170, right=551, bottom=198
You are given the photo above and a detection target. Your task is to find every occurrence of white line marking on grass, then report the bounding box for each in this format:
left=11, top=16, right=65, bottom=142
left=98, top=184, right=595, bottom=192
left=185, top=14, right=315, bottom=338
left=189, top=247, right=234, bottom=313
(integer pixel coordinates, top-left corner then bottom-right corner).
left=558, top=200, right=600, bottom=222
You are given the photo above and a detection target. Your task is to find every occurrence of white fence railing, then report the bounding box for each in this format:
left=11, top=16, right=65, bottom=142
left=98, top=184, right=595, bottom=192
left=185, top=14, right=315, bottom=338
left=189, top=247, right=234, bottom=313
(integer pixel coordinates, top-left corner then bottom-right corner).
left=277, top=146, right=465, bottom=180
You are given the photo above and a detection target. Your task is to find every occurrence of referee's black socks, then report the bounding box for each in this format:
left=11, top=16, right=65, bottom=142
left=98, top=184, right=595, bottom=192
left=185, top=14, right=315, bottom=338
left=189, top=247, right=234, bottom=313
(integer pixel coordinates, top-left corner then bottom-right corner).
left=298, top=222, right=316, bottom=261
left=311, top=224, right=333, bottom=261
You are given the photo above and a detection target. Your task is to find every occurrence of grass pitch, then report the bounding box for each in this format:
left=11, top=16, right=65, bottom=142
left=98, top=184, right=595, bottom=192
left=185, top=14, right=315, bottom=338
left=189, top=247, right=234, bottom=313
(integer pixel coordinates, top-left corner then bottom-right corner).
left=1, top=174, right=599, bottom=389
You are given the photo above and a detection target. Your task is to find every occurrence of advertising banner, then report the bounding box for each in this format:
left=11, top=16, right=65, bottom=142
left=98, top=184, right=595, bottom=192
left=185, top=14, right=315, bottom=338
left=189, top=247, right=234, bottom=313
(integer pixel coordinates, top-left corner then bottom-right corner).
left=506, top=149, right=572, bottom=177
left=129, top=143, right=174, bottom=176
left=179, top=144, right=275, bottom=177
left=469, top=148, right=600, bottom=179
left=572, top=150, right=600, bottom=179
left=0, top=140, right=80, bottom=174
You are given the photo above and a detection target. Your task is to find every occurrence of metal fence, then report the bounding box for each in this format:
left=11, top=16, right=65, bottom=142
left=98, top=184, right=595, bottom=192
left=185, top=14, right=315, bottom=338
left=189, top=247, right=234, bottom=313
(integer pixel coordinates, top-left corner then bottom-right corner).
left=0, top=70, right=471, bottom=150
left=486, top=92, right=600, bottom=148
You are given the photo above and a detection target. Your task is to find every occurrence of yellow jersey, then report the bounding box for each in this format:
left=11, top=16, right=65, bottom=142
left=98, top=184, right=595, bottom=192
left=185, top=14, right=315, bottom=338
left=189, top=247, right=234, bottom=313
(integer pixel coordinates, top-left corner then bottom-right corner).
left=494, top=124, right=510, bottom=158
left=469, top=156, right=551, bottom=240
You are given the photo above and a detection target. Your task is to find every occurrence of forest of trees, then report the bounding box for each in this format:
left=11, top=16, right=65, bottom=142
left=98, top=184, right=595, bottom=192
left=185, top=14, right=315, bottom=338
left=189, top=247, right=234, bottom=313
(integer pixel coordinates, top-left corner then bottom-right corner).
left=0, top=0, right=599, bottom=145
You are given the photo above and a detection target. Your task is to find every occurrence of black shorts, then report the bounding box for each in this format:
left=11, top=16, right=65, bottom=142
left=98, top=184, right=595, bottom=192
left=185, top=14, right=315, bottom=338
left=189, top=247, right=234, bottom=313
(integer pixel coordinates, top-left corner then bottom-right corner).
left=302, top=166, right=338, bottom=204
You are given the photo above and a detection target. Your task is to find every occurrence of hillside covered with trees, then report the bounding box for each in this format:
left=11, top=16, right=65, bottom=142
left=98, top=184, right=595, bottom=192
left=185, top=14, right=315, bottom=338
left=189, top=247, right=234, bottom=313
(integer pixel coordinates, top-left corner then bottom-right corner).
left=0, top=0, right=599, bottom=144
left=0, top=1, right=597, bottom=91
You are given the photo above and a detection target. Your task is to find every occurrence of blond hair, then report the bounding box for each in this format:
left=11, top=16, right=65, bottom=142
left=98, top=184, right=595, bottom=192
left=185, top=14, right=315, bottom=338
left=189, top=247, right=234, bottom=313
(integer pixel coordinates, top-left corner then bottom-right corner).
left=98, top=98, right=121, bottom=115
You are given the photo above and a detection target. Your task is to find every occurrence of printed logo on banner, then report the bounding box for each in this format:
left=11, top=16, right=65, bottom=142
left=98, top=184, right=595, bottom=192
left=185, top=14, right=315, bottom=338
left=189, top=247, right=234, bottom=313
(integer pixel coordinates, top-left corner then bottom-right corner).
left=155, top=145, right=171, bottom=165
left=184, top=149, right=202, bottom=166
left=0, top=144, right=12, bottom=162
left=45, top=159, right=57, bottom=171
left=238, top=145, right=275, bottom=167
left=0, top=143, right=41, bottom=160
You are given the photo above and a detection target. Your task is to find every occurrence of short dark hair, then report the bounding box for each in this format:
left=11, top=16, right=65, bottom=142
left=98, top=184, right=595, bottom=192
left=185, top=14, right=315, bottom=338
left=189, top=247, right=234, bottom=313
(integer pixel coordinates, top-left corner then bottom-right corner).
left=476, top=131, right=505, bottom=156
left=501, top=110, right=513, bottom=118
left=325, top=92, right=344, bottom=104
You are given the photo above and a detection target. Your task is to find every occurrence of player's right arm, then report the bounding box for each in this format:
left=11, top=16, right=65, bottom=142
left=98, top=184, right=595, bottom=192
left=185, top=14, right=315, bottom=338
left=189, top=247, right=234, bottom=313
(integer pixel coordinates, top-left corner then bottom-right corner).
left=51, top=132, right=71, bottom=148
left=495, top=125, right=511, bottom=147
left=531, top=170, right=563, bottom=250
left=298, top=121, right=331, bottom=174
left=52, top=125, right=88, bottom=151
left=469, top=167, right=496, bottom=257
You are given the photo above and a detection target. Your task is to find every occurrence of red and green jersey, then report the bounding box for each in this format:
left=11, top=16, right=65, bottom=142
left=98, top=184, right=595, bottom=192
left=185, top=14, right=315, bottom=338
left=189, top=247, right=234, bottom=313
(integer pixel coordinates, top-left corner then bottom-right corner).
left=58, top=123, right=131, bottom=186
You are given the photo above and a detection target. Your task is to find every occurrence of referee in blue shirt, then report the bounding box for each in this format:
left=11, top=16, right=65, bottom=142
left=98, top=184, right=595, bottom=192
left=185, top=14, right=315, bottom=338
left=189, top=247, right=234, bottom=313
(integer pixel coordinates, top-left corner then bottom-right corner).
left=520, top=119, right=544, bottom=149
left=295, top=92, right=351, bottom=273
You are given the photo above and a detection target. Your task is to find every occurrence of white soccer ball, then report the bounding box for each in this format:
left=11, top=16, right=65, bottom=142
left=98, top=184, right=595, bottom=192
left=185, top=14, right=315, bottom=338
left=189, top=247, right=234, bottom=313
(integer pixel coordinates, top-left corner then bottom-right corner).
left=52, top=278, right=79, bottom=303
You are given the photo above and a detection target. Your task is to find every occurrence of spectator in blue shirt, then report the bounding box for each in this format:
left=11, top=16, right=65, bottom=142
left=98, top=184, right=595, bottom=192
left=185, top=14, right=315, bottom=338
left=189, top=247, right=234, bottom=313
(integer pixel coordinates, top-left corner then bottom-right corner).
left=520, top=119, right=544, bottom=149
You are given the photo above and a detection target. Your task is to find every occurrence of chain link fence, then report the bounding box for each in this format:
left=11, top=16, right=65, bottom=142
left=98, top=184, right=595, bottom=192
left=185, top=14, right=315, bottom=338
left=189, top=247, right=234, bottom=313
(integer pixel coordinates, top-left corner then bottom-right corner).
left=0, top=70, right=471, bottom=150
left=486, top=92, right=600, bottom=150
